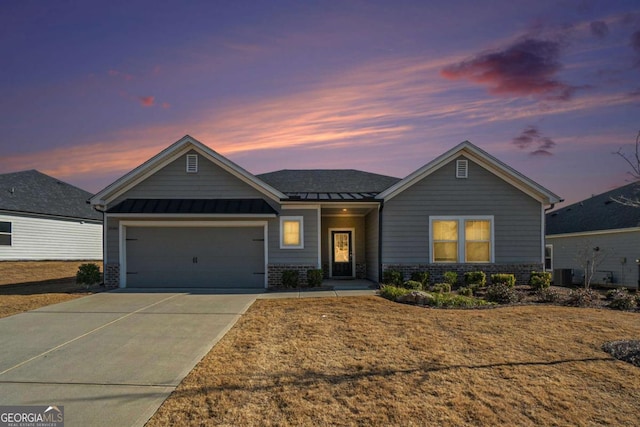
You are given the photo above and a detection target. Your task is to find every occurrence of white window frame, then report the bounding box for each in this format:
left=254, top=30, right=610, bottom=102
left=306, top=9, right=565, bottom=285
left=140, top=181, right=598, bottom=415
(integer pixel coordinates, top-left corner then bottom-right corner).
left=429, top=216, right=494, bottom=263
left=544, top=244, right=553, bottom=272
left=0, top=221, right=11, bottom=246
left=280, top=216, right=304, bottom=249
left=186, top=154, right=198, bottom=173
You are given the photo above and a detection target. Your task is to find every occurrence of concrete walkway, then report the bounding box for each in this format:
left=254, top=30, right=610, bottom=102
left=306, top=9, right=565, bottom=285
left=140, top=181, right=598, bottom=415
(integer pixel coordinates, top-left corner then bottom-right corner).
left=0, top=285, right=377, bottom=427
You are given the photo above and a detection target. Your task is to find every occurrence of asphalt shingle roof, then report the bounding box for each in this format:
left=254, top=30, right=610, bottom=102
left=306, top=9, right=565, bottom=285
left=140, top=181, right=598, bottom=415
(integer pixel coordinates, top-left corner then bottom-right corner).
left=546, top=181, right=640, bottom=235
left=257, top=169, right=401, bottom=195
left=0, top=170, right=102, bottom=221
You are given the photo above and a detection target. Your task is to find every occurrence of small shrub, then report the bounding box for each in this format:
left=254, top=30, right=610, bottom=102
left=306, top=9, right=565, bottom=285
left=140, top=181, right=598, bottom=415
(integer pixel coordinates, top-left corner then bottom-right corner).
left=565, top=288, right=599, bottom=307
left=490, top=273, right=516, bottom=288
left=379, top=285, right=410, bottom=301
left=432, top=283, right=451, bottom=293
left=464, top=271, right=486, bottom=287
left=536, top=287, right=560, bottom=303
left=306, top=269, right=323, bottom=287
left=426, top=293, right=491, bottom=308
left=458, top=286, right=473, bottom=297
left=443, top=271, right=458, bottom=286
left=76, top=263, right=101, bottom=286
left=402, top=280, right=423, bottom=291
left=608, top=289, right=637, bottom=310
left=281, top=270, right=299, bottom=288
left=410, top=271, right=430, bottom=287
left=529, top=271, right=551, bottom=290
left=383, top=269, right=403, bottom=286
left=485, top=283, right=518, bottom=304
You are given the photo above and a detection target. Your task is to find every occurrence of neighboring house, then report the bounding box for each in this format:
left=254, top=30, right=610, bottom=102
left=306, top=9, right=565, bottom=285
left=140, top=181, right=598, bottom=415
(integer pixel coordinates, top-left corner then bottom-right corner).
left=90, top=135, right=560, bottom=289
left=546, top=182, right=640, bottom=289
left=0, top=170, right=103, bottom=260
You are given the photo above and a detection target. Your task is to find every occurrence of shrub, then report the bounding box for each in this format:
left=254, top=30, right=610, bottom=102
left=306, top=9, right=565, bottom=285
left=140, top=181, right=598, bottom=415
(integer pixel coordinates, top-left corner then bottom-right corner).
left=490, top=273, right=516, bottom=288
left=76, top=263, right=101, bottom=286
left=485, top=283, right=518, bottom=304
left=426, top=292, right=491, bottom=308
left=432, top=283, right=451, bottom=293
left=458, top=286, right=473, bottom=297
left=529, top=271, right=551, bottom=290
left=402, top=280, right=423, bottom=291
left=443, top=271, right=458, bottom=286
left=383, top=269, right=403, bottom=286
left=464, top=271, right=486, bottom=287
left=379, top=285, right=410, bottom=301
left=565, top=288, right=599, bottom=307
left=306, top=269, right=323, bottom=287
left=410, top=271, right=430, bottom=287
left=608, top=289, right=637, bottom=310
left=281, top=270, right=299, bottom=288
left=536, top=287, right=560, bottom=303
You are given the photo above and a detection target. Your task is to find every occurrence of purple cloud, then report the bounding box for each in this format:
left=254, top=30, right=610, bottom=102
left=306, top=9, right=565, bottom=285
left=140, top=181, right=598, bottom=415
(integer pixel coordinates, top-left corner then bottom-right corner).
left=512, top=126, right=556, bottom=156
left=590, top=21, right=609, bottom=38
left=632, top=30, right=640, bottom=52
left=441, top=38, right=576, bottom=100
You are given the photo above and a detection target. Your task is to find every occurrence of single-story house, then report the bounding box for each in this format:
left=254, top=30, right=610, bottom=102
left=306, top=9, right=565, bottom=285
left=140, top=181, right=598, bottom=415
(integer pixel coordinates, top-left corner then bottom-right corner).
left=90, top=135, right=561, bottom=289
left=0, top=170, right=103, bottom=260
left=546, top=182, right=640, bottom=288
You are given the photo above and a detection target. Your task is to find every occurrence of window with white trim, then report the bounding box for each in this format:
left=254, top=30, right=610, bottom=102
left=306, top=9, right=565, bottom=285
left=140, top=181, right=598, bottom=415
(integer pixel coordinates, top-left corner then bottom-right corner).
left=0, top=221, right=12, bottom=246
left=430, top=216, right=493, bottom=263
left=280, top=216, right=303, bottom=249
left=544, top=244, right=553, bottom=271
left=186, top=154, right=198, bottom=173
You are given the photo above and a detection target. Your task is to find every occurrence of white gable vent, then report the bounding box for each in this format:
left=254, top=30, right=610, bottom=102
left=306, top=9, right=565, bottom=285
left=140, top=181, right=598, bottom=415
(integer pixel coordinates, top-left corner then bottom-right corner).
left=456, top=159, right=468, bottom=179
left=186, top=154, right=198, bottom=173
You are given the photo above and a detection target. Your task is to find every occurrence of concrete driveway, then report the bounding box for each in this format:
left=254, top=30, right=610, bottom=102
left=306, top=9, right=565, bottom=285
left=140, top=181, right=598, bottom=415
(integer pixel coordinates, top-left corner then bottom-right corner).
left=0, top=289, right=260, bottom=427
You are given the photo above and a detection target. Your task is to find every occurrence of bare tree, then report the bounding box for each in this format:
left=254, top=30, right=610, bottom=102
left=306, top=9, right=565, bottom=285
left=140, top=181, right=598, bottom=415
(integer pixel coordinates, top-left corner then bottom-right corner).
left=575, top=242, right=607, bottom=289
left=612, top=130, right=640, bottom=207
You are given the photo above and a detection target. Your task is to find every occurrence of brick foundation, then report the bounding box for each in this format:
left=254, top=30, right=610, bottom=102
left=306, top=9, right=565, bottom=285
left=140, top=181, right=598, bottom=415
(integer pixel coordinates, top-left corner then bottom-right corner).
left=321, top=262, right=367, bottom=279
left=268, top=264, right=319, bottom=287
left=104, top=263, right=120, bottom=288
left=381, top=263, right=543, bottom=286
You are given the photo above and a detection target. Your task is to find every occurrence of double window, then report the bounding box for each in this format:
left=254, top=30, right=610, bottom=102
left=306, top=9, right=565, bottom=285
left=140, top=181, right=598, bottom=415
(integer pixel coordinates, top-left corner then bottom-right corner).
left=430, top=216, right=493, bottom=263
left=280, top=216, right=303, bottom=249
left=0, top=221, right=11, bottom=246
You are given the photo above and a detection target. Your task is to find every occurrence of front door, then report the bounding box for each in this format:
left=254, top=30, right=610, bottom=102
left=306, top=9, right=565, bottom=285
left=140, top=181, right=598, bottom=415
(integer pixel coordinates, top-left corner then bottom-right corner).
left=331, top=230, right=353, bottom=277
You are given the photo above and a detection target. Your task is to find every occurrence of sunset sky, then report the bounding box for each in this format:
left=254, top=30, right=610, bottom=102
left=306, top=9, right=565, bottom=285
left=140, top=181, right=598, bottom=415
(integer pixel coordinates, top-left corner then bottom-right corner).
left=1, top=0, right=639, bottom=206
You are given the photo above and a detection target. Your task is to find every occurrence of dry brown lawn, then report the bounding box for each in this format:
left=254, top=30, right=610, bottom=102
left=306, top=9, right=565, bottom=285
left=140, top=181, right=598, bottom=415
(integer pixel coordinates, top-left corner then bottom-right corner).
left=147, top=297, right=640, bottom=427
left=0, top=261, right=103, bottom=318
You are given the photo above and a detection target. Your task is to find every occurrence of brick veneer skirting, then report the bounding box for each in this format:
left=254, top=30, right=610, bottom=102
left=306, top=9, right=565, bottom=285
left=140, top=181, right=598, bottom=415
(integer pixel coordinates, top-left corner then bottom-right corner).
left=104, top=263, right=120, bottom=288
left=381, top=263, right=543, bottom=286
left=321, top=263, right=367, bottom=279
left=268, top=264, right=319, bottom=287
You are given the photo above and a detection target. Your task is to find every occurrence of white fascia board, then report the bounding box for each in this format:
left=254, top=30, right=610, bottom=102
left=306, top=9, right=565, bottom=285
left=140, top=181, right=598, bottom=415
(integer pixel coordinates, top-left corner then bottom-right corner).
left=378, top=141, right=561, bottom=205
left=546, top=227, right=640, bottom=239
left=90, top=135, right=286, bottom=205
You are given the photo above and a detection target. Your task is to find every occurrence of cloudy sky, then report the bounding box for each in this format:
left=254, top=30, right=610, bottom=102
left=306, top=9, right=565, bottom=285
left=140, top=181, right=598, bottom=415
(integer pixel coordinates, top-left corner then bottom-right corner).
left=1, top=0, right=639, bottom=206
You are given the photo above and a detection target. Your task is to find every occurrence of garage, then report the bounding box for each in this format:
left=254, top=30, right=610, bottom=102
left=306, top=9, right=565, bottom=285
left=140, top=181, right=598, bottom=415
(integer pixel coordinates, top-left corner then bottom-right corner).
left=124, top=225, right=265, bottom=288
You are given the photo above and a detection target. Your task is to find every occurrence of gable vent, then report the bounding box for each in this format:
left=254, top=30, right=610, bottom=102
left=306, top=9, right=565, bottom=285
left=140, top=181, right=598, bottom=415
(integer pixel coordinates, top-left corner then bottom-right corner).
left=456, top=160, right=468, bottom=179
left=186, top=154, right=198, bottom=173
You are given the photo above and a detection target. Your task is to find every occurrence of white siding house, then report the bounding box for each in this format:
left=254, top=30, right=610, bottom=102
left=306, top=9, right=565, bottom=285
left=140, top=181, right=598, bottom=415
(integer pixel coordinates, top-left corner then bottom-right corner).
left=0, top=170, right=103, bottom=261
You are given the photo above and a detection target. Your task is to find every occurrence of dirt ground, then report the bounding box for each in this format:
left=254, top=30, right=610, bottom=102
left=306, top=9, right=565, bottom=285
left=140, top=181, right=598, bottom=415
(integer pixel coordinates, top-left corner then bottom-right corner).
left=0, top=261, right=103, bottom=318
left=147, top=296, right=640, bottom=427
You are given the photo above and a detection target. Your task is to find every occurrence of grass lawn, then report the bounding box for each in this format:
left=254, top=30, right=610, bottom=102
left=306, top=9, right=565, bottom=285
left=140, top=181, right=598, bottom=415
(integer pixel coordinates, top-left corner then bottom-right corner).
left=147, top=296, right=640, bottom=427
left=0, top=261, right=103, bottom=318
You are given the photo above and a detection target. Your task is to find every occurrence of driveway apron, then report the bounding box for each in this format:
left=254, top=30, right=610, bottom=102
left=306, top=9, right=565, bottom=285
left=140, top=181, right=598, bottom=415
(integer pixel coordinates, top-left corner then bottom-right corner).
left=0, top=289, right=259, bottom=427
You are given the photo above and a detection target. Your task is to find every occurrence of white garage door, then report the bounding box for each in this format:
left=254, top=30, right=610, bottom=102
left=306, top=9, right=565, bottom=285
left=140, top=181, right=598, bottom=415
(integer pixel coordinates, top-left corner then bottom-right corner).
left=125, top=226, right=265, bottom=288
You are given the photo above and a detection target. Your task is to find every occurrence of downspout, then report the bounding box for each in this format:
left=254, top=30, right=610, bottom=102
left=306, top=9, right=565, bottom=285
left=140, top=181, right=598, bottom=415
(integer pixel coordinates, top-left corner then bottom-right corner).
left=377, top=200, right=384, bottom=285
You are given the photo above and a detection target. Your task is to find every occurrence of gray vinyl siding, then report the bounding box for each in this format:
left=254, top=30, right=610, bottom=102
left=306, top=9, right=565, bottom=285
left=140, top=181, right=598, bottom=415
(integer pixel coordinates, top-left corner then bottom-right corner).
left=546, top=230, right=640, bottom=287
left=111, top=151, right=271, bottom=206
left=321, top=216, right=365, bottom=265
left=382, top=155, right=542, bottom=264
left=365, top=209, right=379, bottom=282
left=0, top=213, right=102, bottom=261
left=268, top=208, right=319, bottom=265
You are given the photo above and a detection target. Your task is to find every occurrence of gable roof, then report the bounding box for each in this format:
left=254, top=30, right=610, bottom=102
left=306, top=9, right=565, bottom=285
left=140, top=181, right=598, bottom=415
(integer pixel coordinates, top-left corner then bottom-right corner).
left=378, top=141, right=562, bottom=205
left=90, top=135, right=286, bottom=205
left=0, top=170, right=102, bottom=221
left=546, top=181, right=640, bottom=235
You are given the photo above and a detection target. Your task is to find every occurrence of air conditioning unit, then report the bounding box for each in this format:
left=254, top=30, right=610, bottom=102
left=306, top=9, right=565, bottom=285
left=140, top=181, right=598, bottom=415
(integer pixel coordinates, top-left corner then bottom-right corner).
left=553, top=269, right=573, bottom=286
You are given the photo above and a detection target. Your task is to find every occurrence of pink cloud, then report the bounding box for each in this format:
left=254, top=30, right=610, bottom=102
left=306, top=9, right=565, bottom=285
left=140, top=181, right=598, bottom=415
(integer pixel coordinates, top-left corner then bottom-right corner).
left=161, top=102, right=170, bottom=109
left=139, top=96, right=155, bottom=107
